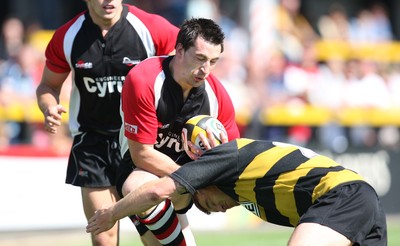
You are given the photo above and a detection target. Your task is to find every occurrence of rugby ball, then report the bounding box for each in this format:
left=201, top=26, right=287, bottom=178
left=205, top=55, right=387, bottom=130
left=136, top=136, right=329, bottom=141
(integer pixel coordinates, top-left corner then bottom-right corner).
left=182, top=115, right=227, bottom=152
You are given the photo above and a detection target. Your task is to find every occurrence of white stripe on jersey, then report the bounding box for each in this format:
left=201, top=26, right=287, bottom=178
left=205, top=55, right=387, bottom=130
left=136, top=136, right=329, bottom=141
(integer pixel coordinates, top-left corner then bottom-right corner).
left=205, top=79, right=219, bottom=118
left=119, top=103, right=128, bottom=156
left=154, top=71, right=166, bottom=109
left=119, top=70, right=166, bottom=156
left=126, top=12, right=156, bottom=58
left=64, top=15, right=85, bottom=69
left=64, top=15, right=86, bottom=137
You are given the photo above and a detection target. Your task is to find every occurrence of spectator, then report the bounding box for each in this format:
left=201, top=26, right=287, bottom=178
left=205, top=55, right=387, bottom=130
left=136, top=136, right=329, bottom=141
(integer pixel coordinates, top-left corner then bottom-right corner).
left=317, top=3, right=350, bottom=41
left=245, top=48, right=290, bottom=142
left=308, top=57, right=349, bottom=153
left=274, top=0, right=318, bottom=63
left=0, top=44, right=40, bottom=144
left=282, top=42, right=320, bottom=145
left=0, top=17, right=25, bottom=63
left=343, top=59, right=391, bottom=147
left=349, top=4, right=393, bottom=44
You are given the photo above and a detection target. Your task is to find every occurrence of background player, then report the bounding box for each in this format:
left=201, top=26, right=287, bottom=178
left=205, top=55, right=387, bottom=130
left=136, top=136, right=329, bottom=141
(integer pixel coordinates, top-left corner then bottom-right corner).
left=36, top=0, right=178, bottom=245
left=116, top=17, right=240, bottom=245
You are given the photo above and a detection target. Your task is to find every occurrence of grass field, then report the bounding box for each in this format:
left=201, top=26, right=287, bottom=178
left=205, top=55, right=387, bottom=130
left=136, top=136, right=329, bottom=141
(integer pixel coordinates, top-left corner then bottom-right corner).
left=1, top=217, right=399, bottom=246
left=125, top=221, right=400, bottom=246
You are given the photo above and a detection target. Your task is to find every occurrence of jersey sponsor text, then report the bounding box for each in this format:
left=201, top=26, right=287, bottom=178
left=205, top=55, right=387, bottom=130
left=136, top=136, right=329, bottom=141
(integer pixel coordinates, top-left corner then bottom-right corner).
left=125, top=123, right=138, bottom=134
left=239, top=201, right=261, bottom=217
left=156, top=132, right=183, bottom=153
left=83, top=76, right=125, bottom=97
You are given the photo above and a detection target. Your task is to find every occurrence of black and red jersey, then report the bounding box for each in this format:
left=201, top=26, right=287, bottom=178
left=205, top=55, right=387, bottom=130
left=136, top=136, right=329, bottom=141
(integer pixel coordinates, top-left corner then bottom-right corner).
left=121, top=56, right=240, bottom=161
left=44, top=4, right=178, bottom=136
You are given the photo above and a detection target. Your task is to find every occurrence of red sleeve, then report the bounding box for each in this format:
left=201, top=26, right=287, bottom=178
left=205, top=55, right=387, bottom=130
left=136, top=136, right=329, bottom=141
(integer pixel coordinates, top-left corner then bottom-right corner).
left=208, top=74, right=241, bottom=141
left=45, top=14, right=84, bottom=73
left=122, top=57, right=164, bottom=144
left=126, top=5, right=179, bottom=55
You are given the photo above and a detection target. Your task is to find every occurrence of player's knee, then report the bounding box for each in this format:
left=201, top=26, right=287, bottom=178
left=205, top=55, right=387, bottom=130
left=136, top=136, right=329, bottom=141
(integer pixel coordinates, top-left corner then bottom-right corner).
left=289, top=223, right=351, bottom=246
left=91, top=229, right=119, bottom=246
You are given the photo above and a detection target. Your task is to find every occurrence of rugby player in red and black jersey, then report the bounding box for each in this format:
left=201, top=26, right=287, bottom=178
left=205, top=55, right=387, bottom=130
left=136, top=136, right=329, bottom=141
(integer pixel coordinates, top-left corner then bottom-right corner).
left=115, top=18, right=240, bottom=245
left=36, top=0, right=178, bottom=245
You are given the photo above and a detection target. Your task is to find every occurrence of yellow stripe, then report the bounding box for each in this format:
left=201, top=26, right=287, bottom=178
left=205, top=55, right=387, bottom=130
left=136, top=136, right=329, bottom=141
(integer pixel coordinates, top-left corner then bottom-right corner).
left=236, top=138, right=254, bottom=149
left=191, top=125, right=206, bottom=143
left=237, top=145, right=298, bottom=184
left=234, top=145, right=298, bottom=220
left=273, top=155, right=344, bottom=226
left=312, top=169, right=365, bottom=202
left=274, top=169, right=308, bottom=226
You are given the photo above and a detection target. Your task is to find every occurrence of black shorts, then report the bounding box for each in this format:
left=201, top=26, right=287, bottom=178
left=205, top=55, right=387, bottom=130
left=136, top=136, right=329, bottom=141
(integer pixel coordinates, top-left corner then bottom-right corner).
left=116, top=151, right=192, bottom=198
left=300, top=181, right=387, bottom=246
left=66, top=131, right=122, bottom=188
left=116, top=151, right=136, bottom=198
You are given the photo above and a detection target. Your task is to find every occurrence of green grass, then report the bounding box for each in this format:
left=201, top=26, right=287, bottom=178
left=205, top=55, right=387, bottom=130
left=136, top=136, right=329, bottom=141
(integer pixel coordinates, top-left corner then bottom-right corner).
left=1, top=218, right=398, bottom=246
left=193, top=229, right=292, bottom=246
left=118, top=228, right=292, bottom=246
left=118, top=221, right=400, bottom=246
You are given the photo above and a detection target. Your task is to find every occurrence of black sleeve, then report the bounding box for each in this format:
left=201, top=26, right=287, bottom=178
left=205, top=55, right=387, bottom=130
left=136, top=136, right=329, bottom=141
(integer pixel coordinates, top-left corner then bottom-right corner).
left=170, top=141, right=239, bottom=195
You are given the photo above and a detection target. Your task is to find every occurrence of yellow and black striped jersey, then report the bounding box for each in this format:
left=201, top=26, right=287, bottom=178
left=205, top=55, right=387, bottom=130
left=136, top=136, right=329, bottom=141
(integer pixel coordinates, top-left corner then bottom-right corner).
left=171, top=138, right=365, bottom=227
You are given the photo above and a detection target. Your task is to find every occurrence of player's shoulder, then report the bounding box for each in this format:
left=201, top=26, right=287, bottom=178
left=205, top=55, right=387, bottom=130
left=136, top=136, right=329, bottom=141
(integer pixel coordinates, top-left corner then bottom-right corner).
left=124, top=4, right=173, bottom=25
left=52, top=11, right=87, bottom=38
left=205, top=73, right=223, bottom=86
left=126, top=56, right=168, bottom=83
left=125, top=4, right=151, bottom=16
left=205, top=73, right=230, bottom=94
left=134, top=56, right=167, bottom=70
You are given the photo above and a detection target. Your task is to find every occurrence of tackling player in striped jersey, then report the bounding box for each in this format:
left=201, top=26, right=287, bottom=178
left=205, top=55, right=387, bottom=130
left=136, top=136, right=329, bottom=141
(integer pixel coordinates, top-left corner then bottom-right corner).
left=88, top=138, right=387, bottom=246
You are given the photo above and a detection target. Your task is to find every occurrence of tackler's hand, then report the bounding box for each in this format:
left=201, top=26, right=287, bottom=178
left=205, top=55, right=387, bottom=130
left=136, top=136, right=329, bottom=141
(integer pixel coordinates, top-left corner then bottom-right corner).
left=86, top=206, right=116, bottom=235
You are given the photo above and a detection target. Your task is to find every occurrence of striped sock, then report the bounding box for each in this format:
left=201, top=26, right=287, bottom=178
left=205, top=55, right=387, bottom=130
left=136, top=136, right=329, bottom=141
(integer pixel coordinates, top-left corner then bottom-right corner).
left=129, top=215, right=149, bottom=236
left=138, top=199, right=186, bottom=246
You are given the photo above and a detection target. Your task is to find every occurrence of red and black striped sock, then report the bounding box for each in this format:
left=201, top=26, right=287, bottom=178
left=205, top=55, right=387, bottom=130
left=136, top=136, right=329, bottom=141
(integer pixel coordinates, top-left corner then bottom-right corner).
left=129, top=215, right=149, bottom=236
left=138, top=199, right=186, bottom=246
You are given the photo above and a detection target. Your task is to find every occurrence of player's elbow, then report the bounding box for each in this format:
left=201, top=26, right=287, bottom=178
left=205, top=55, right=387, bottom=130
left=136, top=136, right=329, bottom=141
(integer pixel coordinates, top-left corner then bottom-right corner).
left=146, top=190, right=163, bottom=203
left=151, top=188, right=171, bottom=203
left=150, top=179, right=175, bottom=203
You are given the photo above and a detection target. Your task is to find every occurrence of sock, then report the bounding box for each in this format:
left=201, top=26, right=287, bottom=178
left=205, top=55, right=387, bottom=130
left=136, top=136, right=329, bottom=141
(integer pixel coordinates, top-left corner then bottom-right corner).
left=138, top=199, right=186, bottom=246
left=129, top=215, right=149, bottom=236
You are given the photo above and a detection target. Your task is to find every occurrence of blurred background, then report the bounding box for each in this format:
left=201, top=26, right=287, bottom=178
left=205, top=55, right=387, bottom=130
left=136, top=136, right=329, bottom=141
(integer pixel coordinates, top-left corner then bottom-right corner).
left=0, top=0, right=399, bottom=244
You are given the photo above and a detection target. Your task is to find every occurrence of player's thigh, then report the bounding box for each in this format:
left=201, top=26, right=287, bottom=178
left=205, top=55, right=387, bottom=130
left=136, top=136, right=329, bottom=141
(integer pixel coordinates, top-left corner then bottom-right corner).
left=121, top=168, right=159, bottom=195
left=81, top=186, right=119, bottom=219
left=288, top=222, right=351, bottom=246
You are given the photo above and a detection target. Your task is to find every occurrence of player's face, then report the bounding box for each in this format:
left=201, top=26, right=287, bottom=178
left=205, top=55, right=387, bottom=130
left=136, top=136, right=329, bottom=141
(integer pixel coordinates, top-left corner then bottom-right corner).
left=86, top=0, right=123, bottom=26
left=193, top=186, right=238, bottom=214
left=175, top=37, right=222, bottom=89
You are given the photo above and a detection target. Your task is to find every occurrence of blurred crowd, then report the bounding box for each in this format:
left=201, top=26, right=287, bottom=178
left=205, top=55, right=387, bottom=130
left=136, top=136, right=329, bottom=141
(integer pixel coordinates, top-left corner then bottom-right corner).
left=0, top=16, right=72, bottom=153
left=1, top=0, right=400, bottom=154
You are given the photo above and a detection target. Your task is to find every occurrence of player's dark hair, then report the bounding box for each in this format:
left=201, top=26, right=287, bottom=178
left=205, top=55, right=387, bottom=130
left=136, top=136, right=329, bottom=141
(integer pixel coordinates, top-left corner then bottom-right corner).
left=176, top=18, right=225, bottom=53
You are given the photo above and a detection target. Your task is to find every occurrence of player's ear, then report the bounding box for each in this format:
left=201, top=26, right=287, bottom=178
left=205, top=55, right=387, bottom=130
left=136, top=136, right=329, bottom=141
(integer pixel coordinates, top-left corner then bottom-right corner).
left=175, top=43, right=184, bottom=56
left=193, top=191, right=210, bottom=215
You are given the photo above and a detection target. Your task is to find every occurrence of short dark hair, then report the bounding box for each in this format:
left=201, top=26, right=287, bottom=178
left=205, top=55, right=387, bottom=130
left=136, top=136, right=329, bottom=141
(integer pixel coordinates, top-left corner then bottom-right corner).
left=176, top=18, right=225, bottom=53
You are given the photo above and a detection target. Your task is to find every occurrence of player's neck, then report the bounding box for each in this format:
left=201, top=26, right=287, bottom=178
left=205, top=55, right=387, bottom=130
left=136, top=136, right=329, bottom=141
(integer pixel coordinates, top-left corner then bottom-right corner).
left=169, top=58, right=193, bottom=99
left=89, top=9, right=122, bottom=35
